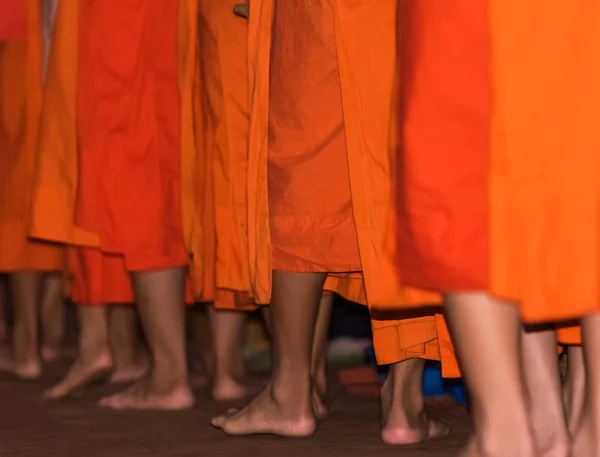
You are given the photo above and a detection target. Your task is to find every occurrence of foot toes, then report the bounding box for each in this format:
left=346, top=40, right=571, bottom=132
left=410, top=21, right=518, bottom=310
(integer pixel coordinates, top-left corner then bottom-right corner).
left=430, top=418, right=451, bottom=438
left=211, top=414, right=230, bottom=429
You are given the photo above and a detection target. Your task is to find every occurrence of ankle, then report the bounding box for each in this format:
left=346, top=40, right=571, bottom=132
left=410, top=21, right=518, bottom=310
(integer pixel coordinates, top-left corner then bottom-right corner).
left=474, top=417, right=535, bottom=457
left=270, top=377, right=312, bottom=411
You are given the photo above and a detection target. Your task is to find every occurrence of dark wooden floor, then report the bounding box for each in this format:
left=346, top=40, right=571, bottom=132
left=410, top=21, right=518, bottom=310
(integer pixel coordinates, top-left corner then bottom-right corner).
left=0, top=360, right=470, bottom=457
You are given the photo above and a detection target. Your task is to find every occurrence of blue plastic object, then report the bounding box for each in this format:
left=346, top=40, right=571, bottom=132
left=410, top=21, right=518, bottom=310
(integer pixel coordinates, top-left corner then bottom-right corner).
left=364, top=347, right=468, bottom=406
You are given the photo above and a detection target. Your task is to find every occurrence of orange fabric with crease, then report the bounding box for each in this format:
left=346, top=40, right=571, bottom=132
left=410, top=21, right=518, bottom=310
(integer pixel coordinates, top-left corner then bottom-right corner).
left=194, top=0, right=255, bottom=310
left=247, top=0, right=458, bottom=377
left=397, top=0, right=600, bottom=351
left=29, top=0, right=199, bottom=304
left=0, top=0, right=64, bottom=273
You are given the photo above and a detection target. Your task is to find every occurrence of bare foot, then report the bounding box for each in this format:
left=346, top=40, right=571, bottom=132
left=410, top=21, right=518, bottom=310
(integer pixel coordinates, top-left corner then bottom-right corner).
left=44, top=350, right=113, bottom=399
left=0, top=344, right=41, bottom=380
left=211, top=386, right=316, bottom=437
left=312, top=388, right=328, bottom=419
left=212, top=376, right=265, bottom=402
left=109, top=359, right=149, bottom=384
left=190, top=372, right=210, bottom=389
left=380, top=387, right=449, bottom=445
left=41, top=344, right=66, bottom=363
left=99, top=378, right=195, bottom=410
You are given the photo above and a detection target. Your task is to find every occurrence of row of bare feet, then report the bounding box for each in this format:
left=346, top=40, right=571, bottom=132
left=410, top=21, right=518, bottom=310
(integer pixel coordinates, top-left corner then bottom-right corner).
left=0, top=345, right=451, bottom=446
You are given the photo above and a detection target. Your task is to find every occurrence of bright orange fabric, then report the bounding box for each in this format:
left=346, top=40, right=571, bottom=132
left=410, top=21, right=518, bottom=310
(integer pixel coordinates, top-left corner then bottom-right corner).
left=396, top=0, right=490, bottom=294
left=0, top=0, right=64, bottom=272
left=71, top=248, right=133, bottom=305
left=75, top=0, right=187, bottom=272
left=397, top=1, right=598, bottom=345
left=268, top=1, right=361, bottom=273
left=195, top=0, right=255, bottom=311
left=247, top=0, right=457, bottom=376
left=29, top=1, right=200, bottom=304
left=0, top=0, right=26, bottom=41
left=489, top=1, right=600, bottom=324
left=557, top=327, right=581, bottom=346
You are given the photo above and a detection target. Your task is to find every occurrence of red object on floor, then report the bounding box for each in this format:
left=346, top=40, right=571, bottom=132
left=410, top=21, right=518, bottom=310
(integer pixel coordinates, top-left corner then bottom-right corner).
left=339, top=367, right=381, bottom=399
left=0, top=0, right=25, bottom=41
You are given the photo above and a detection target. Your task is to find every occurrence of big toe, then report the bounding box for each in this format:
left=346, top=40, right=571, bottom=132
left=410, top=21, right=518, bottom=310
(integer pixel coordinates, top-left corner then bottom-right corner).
left=429, top=418, right=451, bottom=438
left=211, top=409, right=239, bottom=428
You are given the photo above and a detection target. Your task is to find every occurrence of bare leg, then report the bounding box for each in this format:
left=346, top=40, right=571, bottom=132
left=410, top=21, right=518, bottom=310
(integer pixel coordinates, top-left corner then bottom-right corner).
left=212, top=271, right=326, bottom=437
left=444, top=293, right=534, bottom=457
left=208, top=307, right=256, bottom=401
left=0, top=272, right=43, bottom=379
left=261, top=293, right=330, bottom=418
left=99, top=267, right=194, bottom=410
left=311, top=293, right=333, bottom=418
left=44, top=306, right=112, bottom=399
left=563, top=345, right=585, bottom=437
left=187, top=306, right=212, bottom=388
left=108, top=306, right=149, bottom=383
left=40, top=273, right=65, bottom=362
left=380, top=358, right=450, bottom=445
left=573, top=313, right=600, bottom=457
left=521, top=328, right=569, bottom=457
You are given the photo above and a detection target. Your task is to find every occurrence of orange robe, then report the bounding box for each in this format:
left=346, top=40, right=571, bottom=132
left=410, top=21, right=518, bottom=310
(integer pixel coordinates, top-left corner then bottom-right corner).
left=29, top=1, right=200, bottom=304
left=490, top=2, right=600, bottom=334
left=194, top=0, right=255, bottom=310
left=0, top=0, right=64, bottom=273
left=248, top=0, right=458, bottom=376
left=397, top=0, right=597, bottom=342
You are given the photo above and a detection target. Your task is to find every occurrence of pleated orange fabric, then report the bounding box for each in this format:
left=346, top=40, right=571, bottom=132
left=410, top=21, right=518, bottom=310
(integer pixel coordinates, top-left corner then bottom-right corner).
left=195, top=0, right=255, bottom=310
left=29, top=0, right=200, bottom=305
left=247, top=0, right=457, bottom=376
left=75, top=0, right=187, bottom=272
left=0, top=0, right=64, bottom=273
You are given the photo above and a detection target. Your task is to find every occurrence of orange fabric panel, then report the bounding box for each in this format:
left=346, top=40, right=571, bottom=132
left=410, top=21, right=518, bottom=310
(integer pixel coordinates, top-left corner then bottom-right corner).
left=395, top=0, right=490, bottom=293
left=30, top=1, right=199, bottom=303
left=29, top=0, right=198, bottom=258
left=267, top=0, right=361, bottom=273
left=196, top=0, right=255, bottom=311
left=71, top=246, right=195, bottom=306
left=0, top=0, right=25, bottom=41
left=556, top=326, right=581, bottom=346
left=489, top=1, right=600, bottom=323
left=247, top=0, right=452, bottom=372
left=75, top=0, right=187, bottom=272
left=0, top=0, right=64, bottom=272
left=29, top=0, right=100, bottom=249
left=71, top=248, right=133, bottom=305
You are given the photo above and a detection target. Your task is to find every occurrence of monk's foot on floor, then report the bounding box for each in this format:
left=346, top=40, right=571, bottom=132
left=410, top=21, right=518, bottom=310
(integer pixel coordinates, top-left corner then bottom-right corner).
left=190, top=372, right=211, bottom=389
left=0, top=345, right=41, bottom=380
left=381, top=409, right=449, bottom=445
left=41, top=344, right=66, bottom=363
left=43, top=351, right=113, bottom=399
left=99, top=377, right=195, bottom=410
left=211, top=386, right=316, bottom=437
left=312, top=388, right=328, bottom=419
left=109, top=357, right=150, bottom=384
left=212, top=375, right=264, bottom=402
